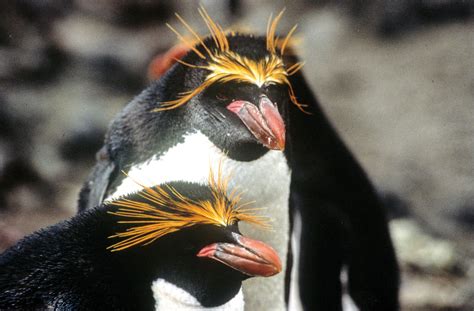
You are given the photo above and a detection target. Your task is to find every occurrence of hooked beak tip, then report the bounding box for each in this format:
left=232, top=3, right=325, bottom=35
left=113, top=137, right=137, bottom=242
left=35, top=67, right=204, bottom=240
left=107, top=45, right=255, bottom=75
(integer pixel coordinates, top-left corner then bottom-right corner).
left=273, top=134, right=286, bottom=151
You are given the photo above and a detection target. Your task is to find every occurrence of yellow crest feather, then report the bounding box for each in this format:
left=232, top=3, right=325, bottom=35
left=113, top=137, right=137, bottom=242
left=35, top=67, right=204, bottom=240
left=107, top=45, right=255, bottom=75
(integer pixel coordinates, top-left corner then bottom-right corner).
left=107, top=164, right=270, bottom=252
left=154, top=7, right=308, bottom=113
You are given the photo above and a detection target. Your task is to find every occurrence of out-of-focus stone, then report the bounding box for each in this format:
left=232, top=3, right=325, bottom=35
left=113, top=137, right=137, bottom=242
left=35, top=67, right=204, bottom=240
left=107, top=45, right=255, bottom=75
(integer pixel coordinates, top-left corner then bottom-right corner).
left=391, top=219, right=462, bottom=274
left=400, top=272, right=465, bottom=310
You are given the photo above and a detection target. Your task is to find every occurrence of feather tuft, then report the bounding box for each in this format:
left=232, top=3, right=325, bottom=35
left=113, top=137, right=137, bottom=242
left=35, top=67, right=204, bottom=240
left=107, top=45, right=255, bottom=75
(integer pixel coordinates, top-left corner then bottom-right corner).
left=154, top=7, right=308, bottom=113
left=107, top=164, right=270, bottom=252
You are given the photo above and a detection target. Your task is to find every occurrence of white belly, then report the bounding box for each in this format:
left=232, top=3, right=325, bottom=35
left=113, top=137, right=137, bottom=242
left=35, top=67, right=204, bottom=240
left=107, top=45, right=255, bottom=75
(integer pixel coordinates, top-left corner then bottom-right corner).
left=107, top=131, right=291, bottom=310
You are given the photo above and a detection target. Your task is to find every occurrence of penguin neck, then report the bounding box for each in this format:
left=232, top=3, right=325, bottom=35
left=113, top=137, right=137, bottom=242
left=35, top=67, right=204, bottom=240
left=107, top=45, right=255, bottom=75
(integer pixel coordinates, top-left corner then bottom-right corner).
left=106, top=130, right=287, bottom=201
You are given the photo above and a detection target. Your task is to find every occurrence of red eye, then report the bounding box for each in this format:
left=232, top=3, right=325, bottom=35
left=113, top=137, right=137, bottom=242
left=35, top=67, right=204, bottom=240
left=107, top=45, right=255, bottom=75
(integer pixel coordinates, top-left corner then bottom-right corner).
left=216, top=93, right=229, bottom=101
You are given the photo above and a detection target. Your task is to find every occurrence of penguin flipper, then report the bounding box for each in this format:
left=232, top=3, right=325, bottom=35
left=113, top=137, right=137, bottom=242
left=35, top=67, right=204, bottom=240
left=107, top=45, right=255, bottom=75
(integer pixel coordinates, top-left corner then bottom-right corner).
left=286, top=71, right=399, bottom=310
left=78, top=147, right=116, bottom=211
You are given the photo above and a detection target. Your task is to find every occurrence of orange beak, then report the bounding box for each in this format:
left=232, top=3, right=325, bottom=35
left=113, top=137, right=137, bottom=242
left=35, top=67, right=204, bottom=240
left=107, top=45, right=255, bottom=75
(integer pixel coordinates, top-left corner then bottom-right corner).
left=227, top=95, right=286, bottom=151
left=197, top=232, right=282, bottom=277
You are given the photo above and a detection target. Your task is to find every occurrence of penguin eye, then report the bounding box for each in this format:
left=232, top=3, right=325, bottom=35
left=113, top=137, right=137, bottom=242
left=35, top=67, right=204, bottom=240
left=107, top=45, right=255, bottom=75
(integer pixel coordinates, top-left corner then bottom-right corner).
left=216, top=93, right=229, bottom=101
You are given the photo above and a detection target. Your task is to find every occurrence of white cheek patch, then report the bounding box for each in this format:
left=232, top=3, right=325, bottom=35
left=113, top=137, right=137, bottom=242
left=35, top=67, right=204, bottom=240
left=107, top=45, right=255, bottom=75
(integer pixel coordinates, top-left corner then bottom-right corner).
left=152, top=278, right=244, bottom=311
left=106, top=131, right=290, bottom=205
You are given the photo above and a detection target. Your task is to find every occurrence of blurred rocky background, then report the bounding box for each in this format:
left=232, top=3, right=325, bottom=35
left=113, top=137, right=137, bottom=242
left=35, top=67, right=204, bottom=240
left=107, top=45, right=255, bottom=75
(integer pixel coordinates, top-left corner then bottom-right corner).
left=0, top=0, right=472, bottom=310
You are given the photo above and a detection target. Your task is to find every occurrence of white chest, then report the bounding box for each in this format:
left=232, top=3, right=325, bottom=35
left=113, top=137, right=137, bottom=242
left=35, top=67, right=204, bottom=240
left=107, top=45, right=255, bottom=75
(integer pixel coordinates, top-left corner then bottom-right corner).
left=152, top=279, right=244, bottom=311
left=107, top=131, right=292, bottom=310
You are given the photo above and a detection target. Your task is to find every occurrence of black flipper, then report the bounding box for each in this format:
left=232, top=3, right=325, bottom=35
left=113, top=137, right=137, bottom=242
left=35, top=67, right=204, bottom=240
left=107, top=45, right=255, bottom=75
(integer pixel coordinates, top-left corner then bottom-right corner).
left=78, top=147, right=116, bottom=212
left=286, top=71, right=399, bottom=310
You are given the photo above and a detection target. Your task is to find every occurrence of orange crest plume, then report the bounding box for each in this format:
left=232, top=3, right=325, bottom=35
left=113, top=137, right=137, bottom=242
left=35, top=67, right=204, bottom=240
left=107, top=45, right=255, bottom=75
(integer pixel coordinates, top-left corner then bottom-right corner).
left=107, top=163, right=270, bottom=252
left=154, top=7, right=307, bottom=113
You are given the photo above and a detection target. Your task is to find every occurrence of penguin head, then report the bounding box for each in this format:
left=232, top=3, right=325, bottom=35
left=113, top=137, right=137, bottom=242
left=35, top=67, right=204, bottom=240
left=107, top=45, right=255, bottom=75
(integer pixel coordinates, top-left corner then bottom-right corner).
left=107, top=180, right=281, bottom=278
left=104, top=170, right=281, bottom=305
left=150, top=8, right=306, bottom=159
